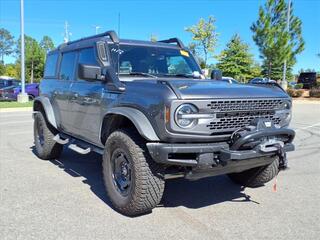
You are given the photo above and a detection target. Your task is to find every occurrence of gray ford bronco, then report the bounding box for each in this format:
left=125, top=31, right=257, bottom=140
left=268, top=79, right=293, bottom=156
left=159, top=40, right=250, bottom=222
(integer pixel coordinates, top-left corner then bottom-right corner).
left=33, top=31, right=295, bottom=216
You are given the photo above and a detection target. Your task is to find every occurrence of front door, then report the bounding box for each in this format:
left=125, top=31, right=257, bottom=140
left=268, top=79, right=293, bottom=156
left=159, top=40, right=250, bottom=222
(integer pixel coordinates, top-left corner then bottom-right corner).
left=53, top=51, right=77, bottom=133
left=68, top=47, right=105, bottom=144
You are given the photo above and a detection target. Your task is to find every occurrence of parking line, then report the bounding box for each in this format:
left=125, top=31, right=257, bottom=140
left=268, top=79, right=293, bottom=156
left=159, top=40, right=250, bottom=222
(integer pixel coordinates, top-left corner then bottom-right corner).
left=7, top=130, right=33, bottom=136
left=0, top=120, right=33, bottom=126
left=295, top=122, right=320, bottom=131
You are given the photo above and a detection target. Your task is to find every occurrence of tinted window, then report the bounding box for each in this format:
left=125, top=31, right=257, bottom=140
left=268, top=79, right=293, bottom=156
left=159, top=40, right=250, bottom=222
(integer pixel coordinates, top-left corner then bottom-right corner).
left=44, top=53, right=59, bottom=77
left=78, top=48, right=99, bottom=66
left=109, top=45, right=201, bottom=79
left=0, top=80, right=5, bottom=88
left=167, top=56, right=192, bottom=75
left=59, top=51, right=77, bottom=80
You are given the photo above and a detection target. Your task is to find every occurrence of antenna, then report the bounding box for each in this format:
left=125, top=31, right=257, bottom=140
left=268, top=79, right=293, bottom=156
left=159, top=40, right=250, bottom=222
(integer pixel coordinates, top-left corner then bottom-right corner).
left=93, top=25, right=101, bottom=34
left=63, top=21, right=72, bottom=43
left=117, top=13, right=121, bottom=38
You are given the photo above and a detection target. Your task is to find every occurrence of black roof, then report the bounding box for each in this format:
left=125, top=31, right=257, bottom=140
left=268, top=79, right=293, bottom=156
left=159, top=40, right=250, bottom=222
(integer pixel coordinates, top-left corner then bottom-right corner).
left=51, top=30, right=185, bottom=54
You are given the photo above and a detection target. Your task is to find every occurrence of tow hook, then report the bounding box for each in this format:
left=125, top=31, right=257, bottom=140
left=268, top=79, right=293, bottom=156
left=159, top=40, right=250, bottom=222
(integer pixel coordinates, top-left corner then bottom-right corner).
left=276, top=143, right=288, bottom=170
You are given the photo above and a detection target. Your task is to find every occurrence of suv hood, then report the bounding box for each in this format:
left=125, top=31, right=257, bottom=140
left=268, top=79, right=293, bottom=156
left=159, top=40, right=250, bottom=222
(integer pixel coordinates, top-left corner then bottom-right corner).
left=163, top=79, right=288, bottom=99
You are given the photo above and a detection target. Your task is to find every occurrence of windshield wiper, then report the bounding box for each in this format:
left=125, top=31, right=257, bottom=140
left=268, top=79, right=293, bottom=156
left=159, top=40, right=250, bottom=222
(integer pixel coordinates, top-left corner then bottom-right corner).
left=126, top=72, right=157, bottom=78
left=162, top=73, right=198, bottom=79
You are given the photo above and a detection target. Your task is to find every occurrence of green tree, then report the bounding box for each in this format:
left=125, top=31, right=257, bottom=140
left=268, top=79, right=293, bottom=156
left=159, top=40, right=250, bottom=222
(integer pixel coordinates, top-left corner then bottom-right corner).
left=216, top=34, right=260, bottom=81
left=251, top=0, right=304, bottom=81
left=150, top=34, right=158, bottom=42
left=40, top=36, right=55, bottom=54
left=185, top=16, right=218, bottom=67
left=0, top=62, right=5, bottom=75
left=0, top=28, right=15, bottom=63
left=4, top=63, right=18, bottom=78
left=16, top=35, right=45, bottom=83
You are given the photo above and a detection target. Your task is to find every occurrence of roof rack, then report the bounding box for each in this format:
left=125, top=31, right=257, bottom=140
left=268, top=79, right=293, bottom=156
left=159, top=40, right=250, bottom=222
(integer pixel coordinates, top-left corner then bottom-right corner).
left=66, top=30, right=119, bottom=46
left=158, top=38, right=185, bottom=48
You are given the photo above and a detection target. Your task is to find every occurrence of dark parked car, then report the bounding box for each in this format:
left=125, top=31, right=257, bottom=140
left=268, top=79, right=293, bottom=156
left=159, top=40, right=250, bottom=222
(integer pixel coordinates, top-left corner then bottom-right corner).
left=0, top=78, right=20, bottom=89
left=33, top=31, right=295, bottom=216
left=297, top=72, right=317, bottom=89
left=0, top=83, right=39, bottom=101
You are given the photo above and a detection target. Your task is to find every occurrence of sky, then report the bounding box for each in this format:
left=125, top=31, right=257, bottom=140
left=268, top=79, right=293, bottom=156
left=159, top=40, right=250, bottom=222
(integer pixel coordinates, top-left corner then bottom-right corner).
left=1, top=0, right=319, bottom=73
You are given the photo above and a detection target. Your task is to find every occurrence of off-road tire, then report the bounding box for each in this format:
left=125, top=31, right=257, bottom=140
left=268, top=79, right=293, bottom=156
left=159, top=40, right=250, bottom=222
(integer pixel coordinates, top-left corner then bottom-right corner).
left=102, top=129, right=165, bottom=216
left=33, top=112, right=63, bottom=160
left=228, top=157, right=279, bottom=187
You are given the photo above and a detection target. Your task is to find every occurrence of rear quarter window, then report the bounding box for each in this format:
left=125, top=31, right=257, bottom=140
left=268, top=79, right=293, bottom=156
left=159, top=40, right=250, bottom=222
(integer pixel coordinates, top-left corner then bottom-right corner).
left=44, top=53, right=59, bottom=78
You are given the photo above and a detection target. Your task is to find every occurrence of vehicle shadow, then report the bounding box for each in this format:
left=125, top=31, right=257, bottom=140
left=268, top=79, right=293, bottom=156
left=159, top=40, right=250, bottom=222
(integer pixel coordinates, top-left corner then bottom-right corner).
left=32, top=147, right=259, bottom=213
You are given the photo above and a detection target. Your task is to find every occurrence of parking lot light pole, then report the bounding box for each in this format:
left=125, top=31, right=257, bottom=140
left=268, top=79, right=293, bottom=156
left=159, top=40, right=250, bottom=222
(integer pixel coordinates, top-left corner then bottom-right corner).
left=17, top=0, right=28, bottom=103
left=281, top=0, right=291, bottom=90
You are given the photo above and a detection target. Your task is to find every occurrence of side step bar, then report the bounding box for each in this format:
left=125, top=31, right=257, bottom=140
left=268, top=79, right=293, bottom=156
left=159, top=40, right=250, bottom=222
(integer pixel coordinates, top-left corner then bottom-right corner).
left=53, top=134, right=69, bottom=145
left=68, top=144, right=91, bottom=155
left=53, top=133, right=104, bottom=155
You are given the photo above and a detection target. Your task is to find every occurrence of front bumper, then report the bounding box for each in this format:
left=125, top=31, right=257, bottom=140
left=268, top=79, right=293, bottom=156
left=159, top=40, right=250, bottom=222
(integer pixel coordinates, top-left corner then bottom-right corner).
left=147, top=142, right=294, bottom=166
left=147, top=127, right=295, bottom=180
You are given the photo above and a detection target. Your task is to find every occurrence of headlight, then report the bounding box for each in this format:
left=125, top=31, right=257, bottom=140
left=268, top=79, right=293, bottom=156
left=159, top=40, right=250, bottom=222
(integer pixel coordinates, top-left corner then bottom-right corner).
left=174, top=103, right=198, bottom=128
left=276, top=100, right=292, bottom=127
left=280, top=100, right=291, bottom=110
left=278, top=110, right=292, bottom=127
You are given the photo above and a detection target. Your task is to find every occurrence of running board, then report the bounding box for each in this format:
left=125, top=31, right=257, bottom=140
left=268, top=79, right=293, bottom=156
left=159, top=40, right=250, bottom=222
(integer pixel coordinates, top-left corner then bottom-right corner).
left=53, top=134, right=69, bottom=145
left=68, top=144, right=91, bottom=154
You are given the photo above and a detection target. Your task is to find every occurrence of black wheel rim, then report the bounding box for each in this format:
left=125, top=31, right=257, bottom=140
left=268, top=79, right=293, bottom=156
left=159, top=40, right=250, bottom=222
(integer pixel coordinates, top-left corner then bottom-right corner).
left=36, top=118, right=45, bottom=146
left=111, top=149, right=132, bottom=197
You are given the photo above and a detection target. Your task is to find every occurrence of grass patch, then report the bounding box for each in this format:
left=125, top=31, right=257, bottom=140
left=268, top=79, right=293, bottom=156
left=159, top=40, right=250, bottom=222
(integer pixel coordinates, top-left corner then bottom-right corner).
left=0, top=101, right=33, bottom=108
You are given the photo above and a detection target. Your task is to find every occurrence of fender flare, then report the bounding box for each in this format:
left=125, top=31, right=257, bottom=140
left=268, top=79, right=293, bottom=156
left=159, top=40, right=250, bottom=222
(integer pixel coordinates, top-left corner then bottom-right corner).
left=33, top=96, right=57, bottom=129
left=104, top=107, right=160, bottom=141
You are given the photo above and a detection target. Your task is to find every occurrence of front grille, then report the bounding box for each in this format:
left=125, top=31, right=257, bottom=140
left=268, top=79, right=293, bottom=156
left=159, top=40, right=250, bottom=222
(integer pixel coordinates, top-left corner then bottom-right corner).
left=207, top=99, right=284, bottom=112
left=206, top=99, right=284, bottom=133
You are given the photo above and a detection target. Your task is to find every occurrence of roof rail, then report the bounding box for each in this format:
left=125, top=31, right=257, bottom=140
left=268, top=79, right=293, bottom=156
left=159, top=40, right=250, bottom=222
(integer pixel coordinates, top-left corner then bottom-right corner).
left=66, top=30, right=119, bottom=46
left=158, top=38, right=185, bottom=48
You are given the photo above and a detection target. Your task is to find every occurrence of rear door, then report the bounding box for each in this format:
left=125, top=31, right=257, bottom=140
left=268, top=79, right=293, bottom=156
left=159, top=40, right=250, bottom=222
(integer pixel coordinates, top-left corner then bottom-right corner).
left=68, top=47, right=104, bottom=143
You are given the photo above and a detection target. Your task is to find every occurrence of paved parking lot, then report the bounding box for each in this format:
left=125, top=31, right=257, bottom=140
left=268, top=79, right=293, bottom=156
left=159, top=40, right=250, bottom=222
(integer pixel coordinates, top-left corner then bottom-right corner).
left=0, top=101, right=319, bottom=240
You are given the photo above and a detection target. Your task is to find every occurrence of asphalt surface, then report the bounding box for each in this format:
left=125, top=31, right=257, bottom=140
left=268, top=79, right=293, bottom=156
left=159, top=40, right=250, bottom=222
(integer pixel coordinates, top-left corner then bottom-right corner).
left=0, top=101, right=319, bottom=240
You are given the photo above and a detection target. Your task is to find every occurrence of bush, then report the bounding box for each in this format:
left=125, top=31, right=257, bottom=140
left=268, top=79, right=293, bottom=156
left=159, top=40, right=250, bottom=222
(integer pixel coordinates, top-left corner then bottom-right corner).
left=287, top=89, right=304, bottom=98
left=310, top=88, right=320, bottom=98
left=294, top=83, right=303, bottom=89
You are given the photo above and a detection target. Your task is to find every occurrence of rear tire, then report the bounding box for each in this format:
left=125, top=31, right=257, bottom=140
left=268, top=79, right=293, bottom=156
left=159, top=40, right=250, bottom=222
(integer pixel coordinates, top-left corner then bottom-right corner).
left=228, top=157, right=279, bottom=187
left=102, top=129, right=165, bottom=216
left=33, top=112, right=63, bottom=160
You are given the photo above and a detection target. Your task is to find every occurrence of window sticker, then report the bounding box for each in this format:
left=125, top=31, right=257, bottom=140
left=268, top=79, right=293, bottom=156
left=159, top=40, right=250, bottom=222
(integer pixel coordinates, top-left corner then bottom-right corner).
left=180, top=50, right=189, bottom=57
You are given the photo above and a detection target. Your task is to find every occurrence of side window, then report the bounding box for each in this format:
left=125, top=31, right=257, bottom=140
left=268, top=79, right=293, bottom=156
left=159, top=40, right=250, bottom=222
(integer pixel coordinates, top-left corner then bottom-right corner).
left=78, top=48, right=99, bottom=66
left=59, top=51, right=77, bottom=80
left=44, top=53, right=59, bottom=77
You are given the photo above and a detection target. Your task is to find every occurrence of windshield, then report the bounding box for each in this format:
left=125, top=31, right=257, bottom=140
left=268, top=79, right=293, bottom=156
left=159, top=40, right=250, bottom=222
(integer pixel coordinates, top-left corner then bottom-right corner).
left=109, top=44, right=201, bottom=79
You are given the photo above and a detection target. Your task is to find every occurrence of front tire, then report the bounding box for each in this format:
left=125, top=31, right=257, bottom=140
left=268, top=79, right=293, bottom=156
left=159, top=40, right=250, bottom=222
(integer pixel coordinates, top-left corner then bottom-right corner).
left=228, top=157, right=279, bottom=187
left=33, top=112, right=63, bottom=160
left=102, top=129, right=165, bottom=216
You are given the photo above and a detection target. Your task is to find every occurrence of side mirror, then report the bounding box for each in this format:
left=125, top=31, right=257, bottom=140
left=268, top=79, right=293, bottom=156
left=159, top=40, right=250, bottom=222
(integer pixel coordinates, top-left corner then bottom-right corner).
left=210, top=69, right=222, bottom=80
left=78, top=64, right=101, bottom=80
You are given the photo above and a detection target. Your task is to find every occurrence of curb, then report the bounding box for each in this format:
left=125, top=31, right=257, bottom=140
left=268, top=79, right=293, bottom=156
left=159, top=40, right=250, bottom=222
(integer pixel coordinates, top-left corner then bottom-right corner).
left=0, top=107, right=33, bottom=113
